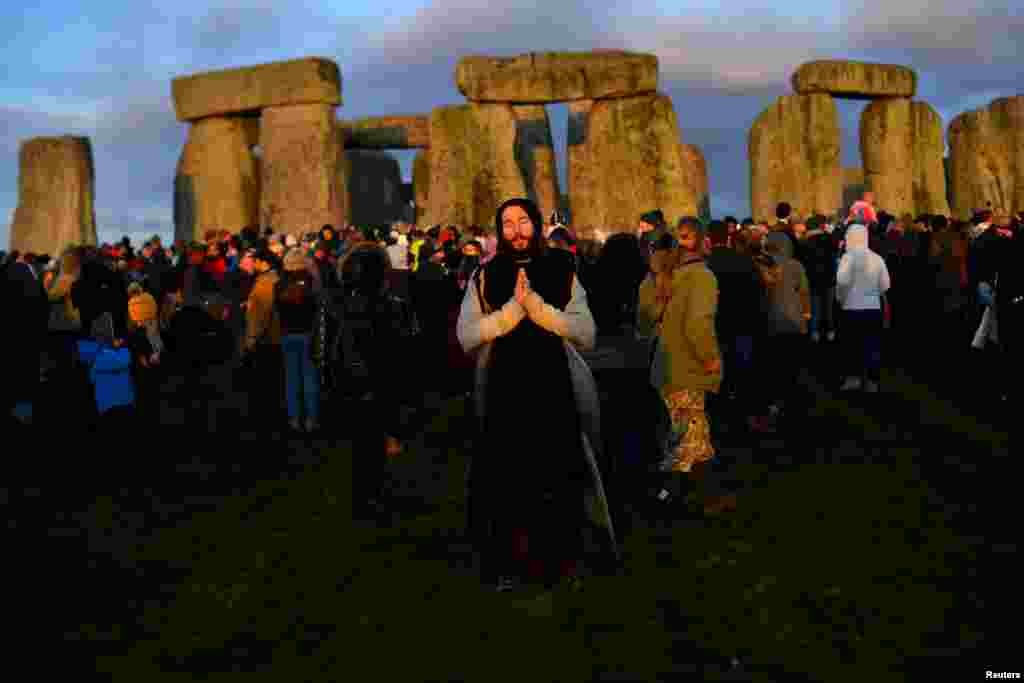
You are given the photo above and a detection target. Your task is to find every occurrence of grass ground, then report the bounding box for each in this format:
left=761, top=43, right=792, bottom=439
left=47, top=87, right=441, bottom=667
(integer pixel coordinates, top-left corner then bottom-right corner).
left=41, top=353, right=1003, bottom=682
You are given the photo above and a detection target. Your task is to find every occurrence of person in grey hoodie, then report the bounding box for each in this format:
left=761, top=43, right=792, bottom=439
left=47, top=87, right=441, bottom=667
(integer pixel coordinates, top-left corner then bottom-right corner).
left=836, top=224, right=891, bottom=393
left=758, top=231, right=811, bottom=420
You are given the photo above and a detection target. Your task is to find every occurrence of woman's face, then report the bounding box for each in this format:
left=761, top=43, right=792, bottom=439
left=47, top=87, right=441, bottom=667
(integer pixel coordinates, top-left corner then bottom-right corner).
left=501, top=205, right=534, bottom=251
left=323, top=229, right=334, bottom=241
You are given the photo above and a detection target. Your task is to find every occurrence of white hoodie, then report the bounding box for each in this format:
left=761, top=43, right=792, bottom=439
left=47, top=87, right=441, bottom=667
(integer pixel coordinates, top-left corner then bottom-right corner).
left=836, top=224, right=890, bottom=310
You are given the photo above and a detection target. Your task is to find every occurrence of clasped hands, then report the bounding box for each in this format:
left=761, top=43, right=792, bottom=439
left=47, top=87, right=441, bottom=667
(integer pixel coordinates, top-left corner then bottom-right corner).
left=511, top=267, right=544, bottom=322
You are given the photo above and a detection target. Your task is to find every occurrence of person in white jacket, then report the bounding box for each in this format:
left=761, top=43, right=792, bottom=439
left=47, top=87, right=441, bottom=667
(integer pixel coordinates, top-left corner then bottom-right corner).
left=836, top=224, right=891, bottom=392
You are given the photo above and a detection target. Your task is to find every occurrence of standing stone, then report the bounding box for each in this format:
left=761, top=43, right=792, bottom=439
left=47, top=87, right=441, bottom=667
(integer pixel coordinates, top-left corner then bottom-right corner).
left=681, top=143, right=710, bottom=222
left=10, top=136, right=96, bottom=255
left=413, top=150, right=430, bottom=224
left=792, top=60, right=916, bottom=99
left=911, top=102, right=950, bottom=217
left=174, top=116, right=261, bottom=243
left=346, top=150, right=406, bottom=226
left=260, top=103, right=347, bottom=234
left=570, top=93, right=698, bottom=235
left=842, top=167, right=866, bottom=218
left=861, top=98, right=914, bottom=217
left=424, top=104, right=525, bottom=227
left=749, top=94, right=841, bottom=223
left=948, top=96, right=1024, bottom=218
left=512, top=105, right=561, bottom=222
left=456, top=51, right=658, bottom=104
left=566, top=100, right=594, bottom=234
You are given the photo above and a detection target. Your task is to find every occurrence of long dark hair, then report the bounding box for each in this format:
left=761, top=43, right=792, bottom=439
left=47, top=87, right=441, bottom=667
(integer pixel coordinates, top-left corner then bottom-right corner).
left=338, top=241, right=391, bottom=297
left=494, top=197, right=546, bottom=262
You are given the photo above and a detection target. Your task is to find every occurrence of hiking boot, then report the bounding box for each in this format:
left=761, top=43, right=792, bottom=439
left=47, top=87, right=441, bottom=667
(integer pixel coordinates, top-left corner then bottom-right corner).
left=304, top=417, right=319, bottom=433
left=288, top=417, right=302, bottom=432
left=840, top=376, right=862, bottom=392
left=826, top=331, right=836, bottom=342
left=864, top=380, right=880, bottom=394
left=810, top=331, right=821, bottom=343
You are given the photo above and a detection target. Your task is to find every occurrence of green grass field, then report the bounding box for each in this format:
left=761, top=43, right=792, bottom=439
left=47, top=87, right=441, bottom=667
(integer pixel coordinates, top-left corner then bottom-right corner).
left=79, top=368, right=996, bottom=681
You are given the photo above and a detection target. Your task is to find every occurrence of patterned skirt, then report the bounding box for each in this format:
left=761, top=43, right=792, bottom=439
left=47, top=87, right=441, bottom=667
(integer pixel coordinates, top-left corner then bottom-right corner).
left=658, top=389, right=715, bottom=473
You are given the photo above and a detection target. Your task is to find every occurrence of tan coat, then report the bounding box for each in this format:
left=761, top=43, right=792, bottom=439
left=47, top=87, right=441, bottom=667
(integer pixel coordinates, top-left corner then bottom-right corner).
left=47, top=273, right=80, bottom=329
left=245, top=270, right=281, bottom=350
left=641, top=259, right=722, bottom=395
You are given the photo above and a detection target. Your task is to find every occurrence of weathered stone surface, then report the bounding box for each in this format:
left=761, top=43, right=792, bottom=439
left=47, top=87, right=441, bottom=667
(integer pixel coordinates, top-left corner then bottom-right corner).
left=456, top=51, right=658, bottom=104
left=10, top=136, right=96, bottom=255
left=911, top=102, right=950, bottom=217
left=512, top=105, right=560, bottom=222
left=341, top=115, right=430, bottom=149
left=861, top=99, right=950, bottom=218
left=792, top=60, right=916, bottom=99
left=423, top=103, right=526, bottom=227
left=413, top=150, right=430, bottom=224
left=861, top=98, right=914, bottom=217
left=842, top=167, right=866, bottom=217
left=174, top=116, right=261, bottom=243
left=571, top=93, right=698, bottom=233
left=749, top=94, right=841, bottom=223
left=346, top=150, right=411, bottom=226
left=681, top=143, right=710, bottom=222
left=948, top=96, right=1024, bottom=219
left=259, top=103, right=347, bottom=234
left=171, top=57, right=342, bottom=122
left=566, top=100, right=594, bottom=232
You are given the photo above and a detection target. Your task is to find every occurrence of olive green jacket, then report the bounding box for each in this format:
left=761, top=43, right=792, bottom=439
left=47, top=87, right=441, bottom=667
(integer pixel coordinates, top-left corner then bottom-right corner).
left=639, top=260, right=722, bottom=395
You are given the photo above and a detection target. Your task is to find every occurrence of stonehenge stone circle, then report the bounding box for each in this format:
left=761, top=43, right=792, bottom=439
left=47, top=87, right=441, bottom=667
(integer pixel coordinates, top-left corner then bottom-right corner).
left=171, top=57, right=342, bottom=122
left=749, top=94, right=841, bottom=222
left=792, top=60, right=916, bottom=99
left=910, top=102, right=951, bottom=217
left=174, top=116, right=261, bottom=243
left=423, top=103, right=526, bottom=227
left=861, top=99, right=915, bottom=217
left=566, top=99, right=594, bottom=233
left=512, top=105, right=561, bottom=222
left=572, top=93, right=699, bottom=232
left=860, top=99, right=949, bottom=218
left=340, top=115, right=430, bottom=149
left=842, top=167, right=866, bottom=216
left=259, top=103, right=347, bottom=234
left=10, top=136, right=97, bottom=256
left=413, top=149, right=430, bottom=224
left=346, top=150, right=410, bottom=226
left=456, top=51, right=658, bottom=104
left=682, top=143, right=710, bottom=221
left=947, top=96, right=1024, bottom=218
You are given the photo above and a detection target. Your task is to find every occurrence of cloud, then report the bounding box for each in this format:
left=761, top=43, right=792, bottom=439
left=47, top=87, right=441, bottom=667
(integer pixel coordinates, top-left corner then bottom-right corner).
left=3, top=0, right=1023, bottom=248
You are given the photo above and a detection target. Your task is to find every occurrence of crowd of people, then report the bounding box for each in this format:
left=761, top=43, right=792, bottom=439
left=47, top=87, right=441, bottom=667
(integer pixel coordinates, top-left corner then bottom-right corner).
left=2, top=191, right=1021, bottom=594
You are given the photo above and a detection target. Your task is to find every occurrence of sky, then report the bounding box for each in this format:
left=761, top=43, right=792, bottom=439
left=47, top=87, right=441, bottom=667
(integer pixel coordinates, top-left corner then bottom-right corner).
left=1, top=0, right=1021, bottom=248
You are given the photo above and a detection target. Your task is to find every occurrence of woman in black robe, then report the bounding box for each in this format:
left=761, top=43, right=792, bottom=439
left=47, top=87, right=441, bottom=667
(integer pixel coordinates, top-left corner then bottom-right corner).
left=457, top=198, right=612, bottom=593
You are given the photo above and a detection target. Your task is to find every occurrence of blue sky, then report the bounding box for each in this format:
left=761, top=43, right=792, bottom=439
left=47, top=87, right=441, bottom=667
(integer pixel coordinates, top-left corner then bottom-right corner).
left=2, top=0, right=1021, bottom=248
